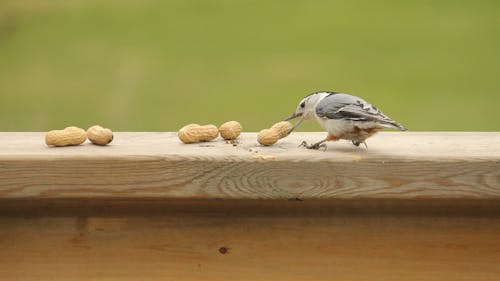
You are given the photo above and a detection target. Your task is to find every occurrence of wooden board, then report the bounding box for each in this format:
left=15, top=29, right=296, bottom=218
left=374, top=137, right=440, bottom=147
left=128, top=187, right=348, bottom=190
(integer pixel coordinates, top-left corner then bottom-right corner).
left=1, top=132, right=500, bottom=280
left=1, top=132, right=499, bottom=199
left=0, top=199, right=499, bottom=281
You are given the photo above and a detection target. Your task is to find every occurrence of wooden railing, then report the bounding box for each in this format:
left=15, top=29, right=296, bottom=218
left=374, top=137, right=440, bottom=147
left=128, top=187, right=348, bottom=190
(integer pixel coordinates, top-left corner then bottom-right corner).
left=1, top=132, right=499, bottom=199
left=1, top=132, right=499, bottom=280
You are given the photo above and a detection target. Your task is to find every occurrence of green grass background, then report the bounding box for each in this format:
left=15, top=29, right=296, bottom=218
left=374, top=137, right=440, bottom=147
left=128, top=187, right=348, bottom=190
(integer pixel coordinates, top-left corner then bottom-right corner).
left=1, top=0, right=499, bottom=131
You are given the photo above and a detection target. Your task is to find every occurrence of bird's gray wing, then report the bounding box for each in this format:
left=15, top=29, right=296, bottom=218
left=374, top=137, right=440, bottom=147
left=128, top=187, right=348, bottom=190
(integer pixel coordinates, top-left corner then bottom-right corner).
left=316, top=93, right=404, bottom=128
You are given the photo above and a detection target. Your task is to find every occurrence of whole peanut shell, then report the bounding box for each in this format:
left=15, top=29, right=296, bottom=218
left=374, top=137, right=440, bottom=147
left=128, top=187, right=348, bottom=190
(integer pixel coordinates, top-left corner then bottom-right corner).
left=257, top=129, right=279, bottom=146
left=219, top=121, right=242, bottom=140
left=87, top=125, right=113, bottom=145
left=178, top=124, right=219, bottom=144
left=270, top=121, right=293, bottom=139
left=45, top=126, right=87, bottom=147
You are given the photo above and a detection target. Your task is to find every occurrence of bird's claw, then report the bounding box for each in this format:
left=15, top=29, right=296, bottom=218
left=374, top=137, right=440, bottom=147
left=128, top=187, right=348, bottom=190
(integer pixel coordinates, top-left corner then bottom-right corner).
left=352, top=140, right=368, bottom=149
left=299, top=141, right=327, bottom=151
left=298, top=141, right=308, bottom=148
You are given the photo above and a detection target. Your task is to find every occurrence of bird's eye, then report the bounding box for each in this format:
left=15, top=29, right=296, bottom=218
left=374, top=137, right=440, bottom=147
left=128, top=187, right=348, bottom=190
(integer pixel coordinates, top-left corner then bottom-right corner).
left=300, top=102, right=306, bottom=108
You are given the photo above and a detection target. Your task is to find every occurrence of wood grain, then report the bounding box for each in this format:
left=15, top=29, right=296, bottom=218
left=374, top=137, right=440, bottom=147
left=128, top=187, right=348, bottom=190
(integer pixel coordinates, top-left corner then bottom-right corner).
left=1, top=132, right=499, bottom=199
left=0, top=200, right=499, bottom=281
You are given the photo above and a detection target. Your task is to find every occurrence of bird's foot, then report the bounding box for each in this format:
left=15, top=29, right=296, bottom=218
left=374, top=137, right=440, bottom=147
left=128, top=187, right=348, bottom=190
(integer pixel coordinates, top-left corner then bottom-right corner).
left=352, top=140, right=368, bottom=149
left=299, top=141, right=328, bottom=151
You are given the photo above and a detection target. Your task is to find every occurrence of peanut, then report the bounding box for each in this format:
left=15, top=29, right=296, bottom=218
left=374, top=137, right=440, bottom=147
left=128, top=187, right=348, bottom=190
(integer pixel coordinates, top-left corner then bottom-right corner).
left=45, top=126, right=87, bottom=147
left=270, top=121, right=293, bottom=139
left=87, top=125, right=113, bottom=145
left=257, top=129, right=279, bottom=146
left=219, top=121, right=242, bottom=140
left=257, top=121, right=293, bottom=146
left=178, top=124, right=219, bottom=144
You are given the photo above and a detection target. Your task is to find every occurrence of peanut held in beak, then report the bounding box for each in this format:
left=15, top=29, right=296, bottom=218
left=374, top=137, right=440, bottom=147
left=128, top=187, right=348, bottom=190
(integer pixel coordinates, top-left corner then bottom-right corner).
left=257, top=121, right=293, bottom=146
left=270, top=121, right=293, bottom=138
left=257, top=129, right=280, bottom=146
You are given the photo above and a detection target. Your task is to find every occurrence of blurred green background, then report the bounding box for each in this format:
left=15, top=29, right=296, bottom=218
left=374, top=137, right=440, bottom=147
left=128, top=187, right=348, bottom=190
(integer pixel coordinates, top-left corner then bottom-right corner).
left=0, top=0, right=499, bottom=131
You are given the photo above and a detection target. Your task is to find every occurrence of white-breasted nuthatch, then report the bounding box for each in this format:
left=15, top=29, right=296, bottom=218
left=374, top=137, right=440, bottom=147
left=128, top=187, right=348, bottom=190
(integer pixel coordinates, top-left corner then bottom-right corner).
left=286, top=91, right=407, bottom=150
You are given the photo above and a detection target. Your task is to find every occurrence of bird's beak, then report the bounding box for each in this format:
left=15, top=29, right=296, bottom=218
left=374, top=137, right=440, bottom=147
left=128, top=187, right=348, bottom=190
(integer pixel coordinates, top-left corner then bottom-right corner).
left=284, top=113, right=301, bottom=121
left=288, top=118, right=303, bottom=134
left=284, top=114, right=303, bottom=135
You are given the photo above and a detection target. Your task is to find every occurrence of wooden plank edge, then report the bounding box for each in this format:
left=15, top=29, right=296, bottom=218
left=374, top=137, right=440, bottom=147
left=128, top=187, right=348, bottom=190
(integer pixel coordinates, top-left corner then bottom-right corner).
left=1, top=198, right=500, bottom=218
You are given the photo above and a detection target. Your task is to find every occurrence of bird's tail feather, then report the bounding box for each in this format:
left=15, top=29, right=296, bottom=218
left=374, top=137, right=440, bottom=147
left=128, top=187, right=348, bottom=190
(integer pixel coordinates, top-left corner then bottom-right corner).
left=382, top=121, right=407, bottom=131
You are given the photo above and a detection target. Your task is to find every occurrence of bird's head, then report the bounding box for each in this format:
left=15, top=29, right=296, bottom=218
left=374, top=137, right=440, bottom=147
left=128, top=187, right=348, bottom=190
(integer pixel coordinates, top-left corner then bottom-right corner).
left=284, top=92, right=331, bottom=132
left=286, top=92, right=329, bottom=121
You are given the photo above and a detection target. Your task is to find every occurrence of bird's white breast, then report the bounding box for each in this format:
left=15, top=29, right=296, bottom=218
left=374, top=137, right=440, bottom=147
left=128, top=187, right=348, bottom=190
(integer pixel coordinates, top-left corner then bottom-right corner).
left=314, top=115, right=383, bottom=139
left=315, top=116, right=350, bottom=136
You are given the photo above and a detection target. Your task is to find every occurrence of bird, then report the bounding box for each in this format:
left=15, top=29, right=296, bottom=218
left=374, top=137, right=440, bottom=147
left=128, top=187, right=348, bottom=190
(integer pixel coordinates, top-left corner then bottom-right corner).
left=285, top=91, right=407, bottom=150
